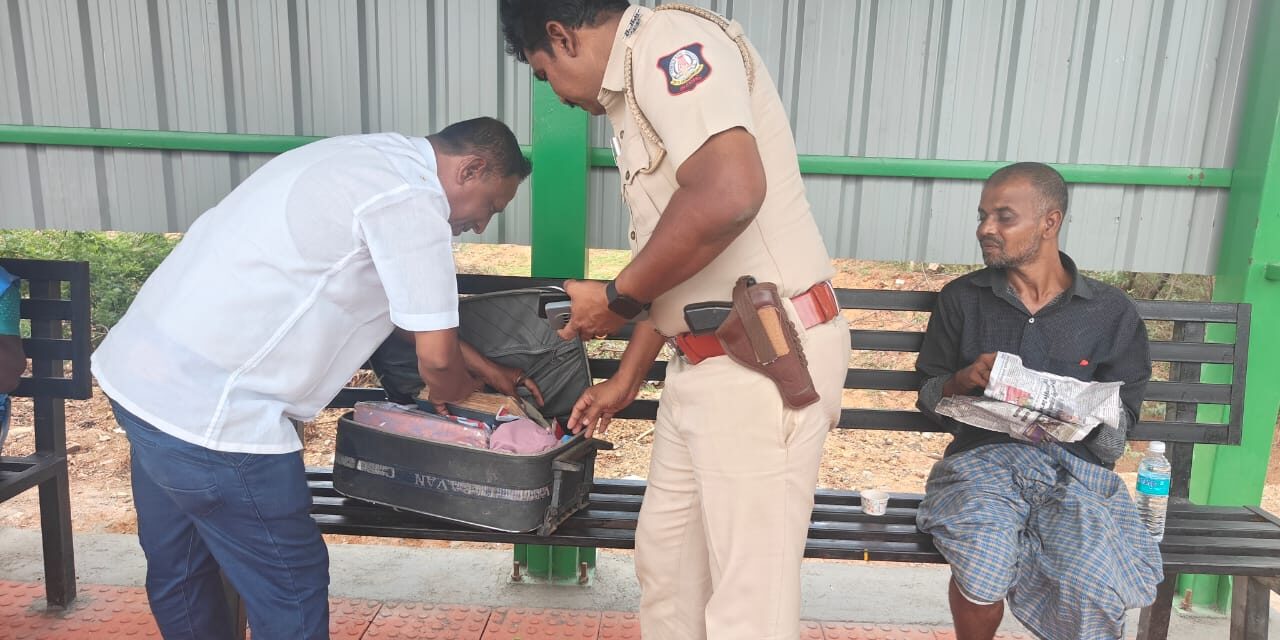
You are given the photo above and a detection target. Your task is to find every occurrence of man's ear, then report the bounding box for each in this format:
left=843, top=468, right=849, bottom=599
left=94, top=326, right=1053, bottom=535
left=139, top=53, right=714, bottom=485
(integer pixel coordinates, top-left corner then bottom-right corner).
left=545, top=21, right=579, bottom=56
left=1043, top=209, right=1064, bottom=239
left=459, top=156, right=488, bottom=184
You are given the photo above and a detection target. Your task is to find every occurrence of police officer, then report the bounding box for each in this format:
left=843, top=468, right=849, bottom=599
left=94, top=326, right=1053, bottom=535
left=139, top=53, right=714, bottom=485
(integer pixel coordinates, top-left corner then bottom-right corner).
left=501, top=3, right=851, bottom=639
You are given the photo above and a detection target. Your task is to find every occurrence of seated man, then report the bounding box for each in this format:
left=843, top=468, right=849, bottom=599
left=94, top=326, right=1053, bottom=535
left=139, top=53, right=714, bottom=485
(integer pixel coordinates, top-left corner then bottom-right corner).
left=915, top=162, right=1163, bottom=640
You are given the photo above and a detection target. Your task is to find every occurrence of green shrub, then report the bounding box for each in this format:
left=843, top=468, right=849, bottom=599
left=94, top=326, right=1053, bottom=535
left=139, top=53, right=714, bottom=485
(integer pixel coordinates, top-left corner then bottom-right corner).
left=1082, top=270, right=1212, bottom=301
left=0, top=230, right=179, bottom=345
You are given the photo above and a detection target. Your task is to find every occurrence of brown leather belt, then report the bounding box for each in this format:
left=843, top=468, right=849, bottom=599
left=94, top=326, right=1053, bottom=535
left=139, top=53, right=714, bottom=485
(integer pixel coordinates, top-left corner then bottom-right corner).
left=670, top=280, right=839, bottom=365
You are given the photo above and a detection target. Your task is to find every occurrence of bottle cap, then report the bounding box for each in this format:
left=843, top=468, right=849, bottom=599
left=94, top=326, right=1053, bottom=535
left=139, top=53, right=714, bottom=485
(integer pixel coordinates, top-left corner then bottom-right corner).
left=1149, top=441, right=1165, bottom=454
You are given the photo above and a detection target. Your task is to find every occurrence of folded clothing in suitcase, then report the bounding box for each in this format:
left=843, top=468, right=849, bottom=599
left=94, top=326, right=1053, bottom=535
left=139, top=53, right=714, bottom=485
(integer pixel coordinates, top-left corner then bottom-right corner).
left=352, top=401, right=491, bottom=450
left=336, top=287, right=610, bottom=534
left=489, top=418, right=560, bottom=454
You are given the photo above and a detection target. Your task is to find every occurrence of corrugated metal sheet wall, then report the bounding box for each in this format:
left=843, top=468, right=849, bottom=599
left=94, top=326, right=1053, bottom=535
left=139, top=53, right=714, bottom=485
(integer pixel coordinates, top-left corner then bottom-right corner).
left=0, top=0, right=1258, bottom=273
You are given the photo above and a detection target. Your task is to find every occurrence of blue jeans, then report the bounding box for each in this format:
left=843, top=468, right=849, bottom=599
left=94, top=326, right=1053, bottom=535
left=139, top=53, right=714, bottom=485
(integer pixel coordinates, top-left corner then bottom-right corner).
left=112, top=401, right=329, bottom=640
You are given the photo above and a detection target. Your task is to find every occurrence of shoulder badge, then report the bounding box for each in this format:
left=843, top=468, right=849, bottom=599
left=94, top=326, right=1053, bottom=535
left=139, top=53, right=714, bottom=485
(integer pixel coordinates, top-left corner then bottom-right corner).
left=657, top=43, right=712, bottom=95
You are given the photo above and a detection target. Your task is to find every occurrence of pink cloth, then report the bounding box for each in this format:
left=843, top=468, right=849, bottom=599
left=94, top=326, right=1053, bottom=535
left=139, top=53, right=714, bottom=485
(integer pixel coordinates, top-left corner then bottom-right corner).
left=489, top=418, right=559, bottom=454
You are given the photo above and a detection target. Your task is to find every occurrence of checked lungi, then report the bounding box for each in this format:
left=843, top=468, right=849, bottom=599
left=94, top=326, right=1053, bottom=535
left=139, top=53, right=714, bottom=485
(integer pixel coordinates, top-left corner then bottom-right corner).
left=917, top=442, right=1163, bottom=640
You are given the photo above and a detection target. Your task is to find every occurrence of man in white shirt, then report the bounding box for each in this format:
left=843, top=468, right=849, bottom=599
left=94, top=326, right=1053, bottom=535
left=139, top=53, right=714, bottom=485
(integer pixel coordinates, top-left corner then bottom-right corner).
left=91, top=117, right=534, bottom=640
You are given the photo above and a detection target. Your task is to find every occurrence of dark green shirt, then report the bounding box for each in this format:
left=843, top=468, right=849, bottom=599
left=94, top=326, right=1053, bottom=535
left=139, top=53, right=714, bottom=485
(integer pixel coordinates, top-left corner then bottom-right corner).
left=915, top=253, right=1151, bottom=467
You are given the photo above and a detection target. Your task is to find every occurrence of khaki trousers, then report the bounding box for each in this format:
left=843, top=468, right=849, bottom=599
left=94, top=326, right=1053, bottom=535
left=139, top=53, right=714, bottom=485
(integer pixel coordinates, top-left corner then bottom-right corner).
left=636, top=313, right=851, bottom=640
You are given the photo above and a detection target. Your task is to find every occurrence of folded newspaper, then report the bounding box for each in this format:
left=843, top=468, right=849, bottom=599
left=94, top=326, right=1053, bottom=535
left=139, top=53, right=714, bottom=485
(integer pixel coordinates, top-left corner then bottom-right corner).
left=934, top=352, right=1123, bottom=444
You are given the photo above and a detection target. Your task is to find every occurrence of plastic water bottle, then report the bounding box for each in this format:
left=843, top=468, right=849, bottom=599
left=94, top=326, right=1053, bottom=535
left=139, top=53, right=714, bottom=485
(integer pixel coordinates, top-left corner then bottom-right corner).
left=1136, top=441, right=1172, bottom=541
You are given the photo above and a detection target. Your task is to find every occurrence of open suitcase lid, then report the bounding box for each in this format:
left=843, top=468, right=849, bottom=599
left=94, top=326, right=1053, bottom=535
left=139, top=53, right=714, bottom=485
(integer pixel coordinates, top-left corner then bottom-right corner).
left=456, top=287, right=592, bottom=419
left=368, top=287, right=592, bottom=420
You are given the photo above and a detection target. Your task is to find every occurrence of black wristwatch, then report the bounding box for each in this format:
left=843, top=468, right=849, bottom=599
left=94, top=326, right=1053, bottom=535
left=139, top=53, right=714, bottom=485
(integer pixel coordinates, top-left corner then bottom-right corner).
left=605, top=280, right=649, bottom=319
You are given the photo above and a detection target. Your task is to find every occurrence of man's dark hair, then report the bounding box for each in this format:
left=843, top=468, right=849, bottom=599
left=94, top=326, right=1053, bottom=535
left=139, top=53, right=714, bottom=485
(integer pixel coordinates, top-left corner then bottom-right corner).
left=499, top=0, right=631, bottom=62
left=429, top=116, right=532, bottom=179
left=985, top=162, right=1068, bottom=216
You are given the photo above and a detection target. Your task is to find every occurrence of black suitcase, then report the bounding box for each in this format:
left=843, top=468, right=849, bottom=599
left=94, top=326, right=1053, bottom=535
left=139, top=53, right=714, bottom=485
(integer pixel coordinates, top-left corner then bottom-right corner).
left=332, top=288, right=612, bottom=534
left=333, top=420, right=606, bottom=534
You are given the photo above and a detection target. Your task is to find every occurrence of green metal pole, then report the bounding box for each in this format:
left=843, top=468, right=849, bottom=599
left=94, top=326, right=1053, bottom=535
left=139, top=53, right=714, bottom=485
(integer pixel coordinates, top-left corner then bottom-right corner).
left=1181, top=0, right=1280, bottom=612
left=524, top=544, right=552, bottom=579
left=551, top=545, right=581, bottom=583
left=522, top=81, right=591, bottom=582
left=529, top=86, right=589, bottom=278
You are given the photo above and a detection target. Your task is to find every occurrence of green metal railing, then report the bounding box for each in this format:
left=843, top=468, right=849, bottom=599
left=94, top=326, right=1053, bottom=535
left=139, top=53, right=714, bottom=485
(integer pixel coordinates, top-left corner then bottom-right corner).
left=0, top=124, right=1233, bottom=188
left=587, top=146, right=1232, bottom=187
left=0, top=124, right=322, bottom=154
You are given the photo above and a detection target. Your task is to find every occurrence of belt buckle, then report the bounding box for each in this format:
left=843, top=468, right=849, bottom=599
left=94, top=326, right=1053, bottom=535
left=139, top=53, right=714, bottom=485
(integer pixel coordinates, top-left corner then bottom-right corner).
left=666, top=336, right=681, bottom=355
left=666, top=336, right=691, bottom=364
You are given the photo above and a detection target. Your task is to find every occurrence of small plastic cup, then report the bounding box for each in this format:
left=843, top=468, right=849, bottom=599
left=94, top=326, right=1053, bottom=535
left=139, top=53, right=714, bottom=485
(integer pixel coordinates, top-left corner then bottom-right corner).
left=861, top=490, right=889, bottom=516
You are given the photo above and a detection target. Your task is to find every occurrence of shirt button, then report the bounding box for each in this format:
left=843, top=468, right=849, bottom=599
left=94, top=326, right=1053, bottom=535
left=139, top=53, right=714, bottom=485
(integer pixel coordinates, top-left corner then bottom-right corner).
left=630, top=230, right=637, bottom=240
left=624, top=170, right=632, bottom=181
left=1028, top=318, right=1036, bottom=324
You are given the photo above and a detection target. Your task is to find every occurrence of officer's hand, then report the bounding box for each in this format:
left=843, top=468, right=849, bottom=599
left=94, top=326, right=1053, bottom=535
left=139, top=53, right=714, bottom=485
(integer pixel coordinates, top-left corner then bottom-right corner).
left=567, top=377, right=638, bottom=439
left=558, top=279, right=627, bottom=342
left=944, top=352, right=998, bottom=396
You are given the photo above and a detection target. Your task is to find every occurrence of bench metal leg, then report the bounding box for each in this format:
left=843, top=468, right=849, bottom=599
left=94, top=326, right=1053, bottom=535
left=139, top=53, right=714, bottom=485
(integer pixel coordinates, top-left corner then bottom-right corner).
left=37, top=459, right=76, bottom=608
left=1136, top=573, right=1178, bottom=640
left=1230, top=576, right=1271, bottom=640
left=30, top=383, right=77, bottom=609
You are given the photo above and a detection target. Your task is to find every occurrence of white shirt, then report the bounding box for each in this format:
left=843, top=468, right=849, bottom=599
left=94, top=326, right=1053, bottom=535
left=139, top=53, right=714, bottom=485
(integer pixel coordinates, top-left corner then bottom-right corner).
left=92, top=134, right=458, bottom=454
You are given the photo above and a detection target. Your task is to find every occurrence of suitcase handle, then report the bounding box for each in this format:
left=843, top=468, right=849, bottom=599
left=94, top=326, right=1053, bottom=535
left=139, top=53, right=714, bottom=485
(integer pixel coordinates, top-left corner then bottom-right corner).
left=553, top=459, right=582, bottom=473
left=540, top=436, right=614, bottom=535
left=552, top=436, right=614, bottom=467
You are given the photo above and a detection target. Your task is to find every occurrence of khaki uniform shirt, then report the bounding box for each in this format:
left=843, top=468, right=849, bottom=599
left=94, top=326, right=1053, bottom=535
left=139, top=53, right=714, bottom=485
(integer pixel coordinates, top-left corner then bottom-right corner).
left=598, top=5, right=835, bottom=336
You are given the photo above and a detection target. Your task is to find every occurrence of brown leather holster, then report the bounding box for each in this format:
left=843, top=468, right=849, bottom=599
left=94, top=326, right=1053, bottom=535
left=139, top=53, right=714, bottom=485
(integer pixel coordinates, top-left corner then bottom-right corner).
left=714, top=276, right=820, bottom=409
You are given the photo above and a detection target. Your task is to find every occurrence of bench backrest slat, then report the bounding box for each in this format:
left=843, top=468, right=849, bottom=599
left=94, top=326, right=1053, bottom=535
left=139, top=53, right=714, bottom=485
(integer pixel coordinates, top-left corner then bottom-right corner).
left=588, top=358, right=667, bottom=381
left=615, top=399, right=659, bottom=421
left=21, top=338, right=79, bottom=361
left=841, top=409, right=940, bottom=431
left=18, top=299, right=76, bottom=321
left=1130, top=421, right=1230, bottom=444
left=456, top=274, right=565, bottom=292
left=850, top=330, right=924, bottom=352
left=837, top=289, right=936, bottom=311
left=845, top=369, right=923, bottom=391
left=1144, top=382, right=1232, bottom=405
left=1132, top=300, right=1242, bottom=323
left=1149, top=341, right=1235, bottom=364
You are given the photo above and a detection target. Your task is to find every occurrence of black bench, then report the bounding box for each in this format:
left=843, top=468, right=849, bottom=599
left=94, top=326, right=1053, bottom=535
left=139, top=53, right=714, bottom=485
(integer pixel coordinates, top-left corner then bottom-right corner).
left=0, top=258, right=93, bottom=608
left=307, top=273, right=1278, bottom=639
